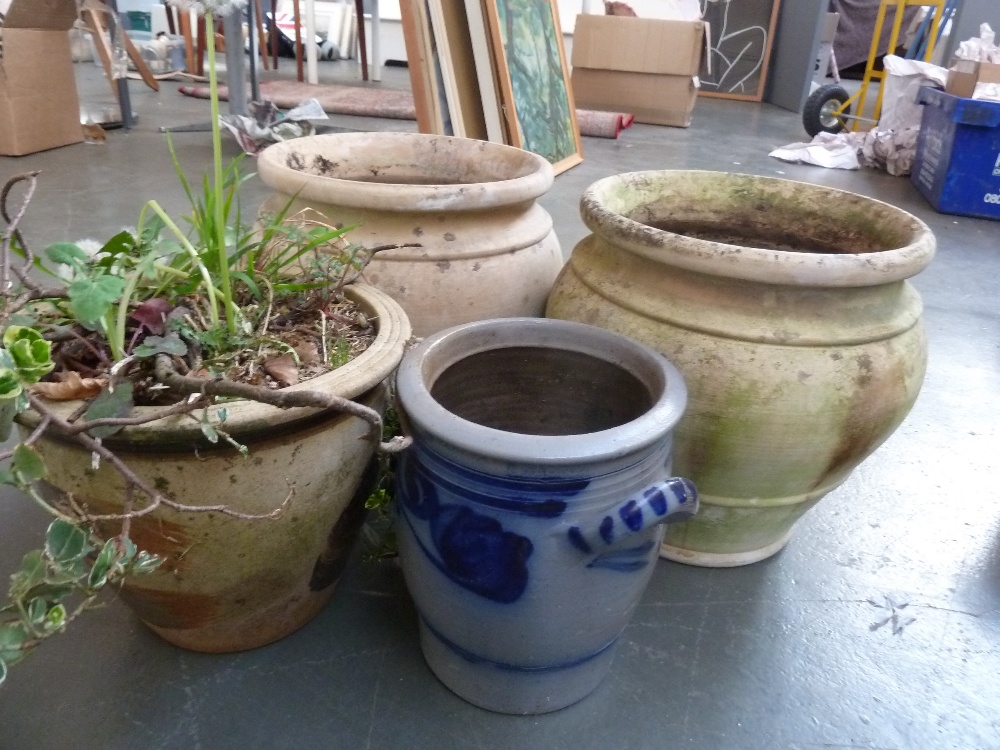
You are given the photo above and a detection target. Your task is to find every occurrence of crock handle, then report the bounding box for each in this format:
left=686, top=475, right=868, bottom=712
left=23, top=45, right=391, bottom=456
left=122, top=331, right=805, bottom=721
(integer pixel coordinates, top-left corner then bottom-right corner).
left=566, top=477, right=698, bottom=556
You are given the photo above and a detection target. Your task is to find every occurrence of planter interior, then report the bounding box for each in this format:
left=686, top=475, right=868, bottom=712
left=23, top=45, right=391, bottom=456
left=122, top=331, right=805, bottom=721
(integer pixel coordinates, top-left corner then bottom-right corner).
left=430, top=347, right=652, bottom=437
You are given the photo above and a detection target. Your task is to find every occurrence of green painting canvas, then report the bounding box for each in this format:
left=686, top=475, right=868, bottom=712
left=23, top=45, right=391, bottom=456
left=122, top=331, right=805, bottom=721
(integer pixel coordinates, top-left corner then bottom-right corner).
left=494, top=0, right=578, bottom=166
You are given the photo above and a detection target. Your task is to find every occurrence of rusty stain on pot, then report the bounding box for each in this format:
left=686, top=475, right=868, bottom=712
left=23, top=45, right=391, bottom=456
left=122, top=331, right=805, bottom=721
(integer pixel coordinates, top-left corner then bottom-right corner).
left=443, top=232, right=456, bottom=242
left=413, top=227, right=424, bottom=236
left=94, top=512, right=192, bottom=568
left=285, top=152, right=305, bottom=171
left=118, top=586, right=219, bottom=629
left=436, top=261, right=451, bottom=272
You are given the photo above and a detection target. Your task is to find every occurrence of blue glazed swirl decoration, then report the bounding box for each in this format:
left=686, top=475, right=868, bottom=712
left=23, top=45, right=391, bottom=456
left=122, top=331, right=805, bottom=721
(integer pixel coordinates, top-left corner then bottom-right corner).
left=432, top=505, right=533, bottom=604
left=399, top=452, right=535, bottom=604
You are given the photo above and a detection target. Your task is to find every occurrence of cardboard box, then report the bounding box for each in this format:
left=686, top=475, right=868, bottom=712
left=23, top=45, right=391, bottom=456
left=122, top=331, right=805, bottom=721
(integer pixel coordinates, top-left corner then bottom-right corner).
left=572, top=68, right=698, bottom=127
left=0, top=0, right=83, bottom=156
left=570, top=14, right=705, bottom=128
left=946, top=60, right=1000, bottom=99
left=911, top=86, right=1000, bottom=221
left=572, top=15, right=704, bottom=76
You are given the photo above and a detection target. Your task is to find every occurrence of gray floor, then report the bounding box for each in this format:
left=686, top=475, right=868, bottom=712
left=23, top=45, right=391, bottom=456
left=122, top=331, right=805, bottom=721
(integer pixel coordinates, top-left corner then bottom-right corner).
left=1, top=60, right=998, bottom=750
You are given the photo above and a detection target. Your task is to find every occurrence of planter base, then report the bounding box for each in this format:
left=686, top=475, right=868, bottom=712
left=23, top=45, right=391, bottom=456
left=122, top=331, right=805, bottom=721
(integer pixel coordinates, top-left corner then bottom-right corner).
left=418, top=618, right=615, bottom=715
left=141, top=586, right=335, bottom=653
left=659, top=528, right=794, bottom=568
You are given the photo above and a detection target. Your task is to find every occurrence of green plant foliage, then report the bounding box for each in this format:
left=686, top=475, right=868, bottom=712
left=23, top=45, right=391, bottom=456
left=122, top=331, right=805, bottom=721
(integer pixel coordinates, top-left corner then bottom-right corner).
left=362, top=407, right=402, bottom=560
left=0, top=520, right=163, bottom=686
left=2, top=327, right=54, bottom=384
left=44, top=242, right=91, bottom=269
left=0, top=367, right=22, bottom=401
left=12, top=445, right=46, bottom=484
left=68, top=275, right=127, bottom=328
left=132, top=333, right=188, bottom=359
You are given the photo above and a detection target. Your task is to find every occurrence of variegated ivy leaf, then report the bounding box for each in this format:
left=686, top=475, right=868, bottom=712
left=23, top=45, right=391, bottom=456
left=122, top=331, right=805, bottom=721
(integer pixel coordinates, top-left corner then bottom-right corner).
left=2, top=326, right=54, bottom=384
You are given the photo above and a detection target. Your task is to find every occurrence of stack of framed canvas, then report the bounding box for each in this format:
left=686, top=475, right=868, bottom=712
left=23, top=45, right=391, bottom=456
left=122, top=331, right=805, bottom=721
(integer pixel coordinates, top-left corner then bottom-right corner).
left=399, top=0, right=583, bottom=174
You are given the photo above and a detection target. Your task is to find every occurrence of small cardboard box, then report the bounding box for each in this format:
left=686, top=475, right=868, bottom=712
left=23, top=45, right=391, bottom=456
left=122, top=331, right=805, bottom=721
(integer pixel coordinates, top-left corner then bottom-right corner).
left=911, top=86, right=1000, bottom=221
left=0, top=0, right=83, bottom=156
left=571, top=14, right=705, bottom=127
left=945, top=60, right=1000, bottom=99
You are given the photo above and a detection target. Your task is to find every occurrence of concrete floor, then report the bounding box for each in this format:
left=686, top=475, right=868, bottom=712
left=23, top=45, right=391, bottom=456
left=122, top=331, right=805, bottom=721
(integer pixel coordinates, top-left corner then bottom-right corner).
left=1, top=60, right=998, bottom=749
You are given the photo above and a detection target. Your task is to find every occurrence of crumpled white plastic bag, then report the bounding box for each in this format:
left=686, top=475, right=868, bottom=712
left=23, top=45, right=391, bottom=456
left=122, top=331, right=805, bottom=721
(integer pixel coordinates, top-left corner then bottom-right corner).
left=956, top=23, right=999, bottom=64
left=769, top=132, right=863, bottom=170
left=857, top=55, right=949, bottom=175
left=221, top=99, right=328, bottom=155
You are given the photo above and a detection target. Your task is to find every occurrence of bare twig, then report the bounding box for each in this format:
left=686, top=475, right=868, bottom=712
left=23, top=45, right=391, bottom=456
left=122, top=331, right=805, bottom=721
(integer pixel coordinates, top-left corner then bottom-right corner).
left=153, top=354, right=411, bottom=454
left=42, top=393, right=211, bottom=434
left=120, top=483, right=135, bottom=539
left=26, top=394, right=292, bottom=521
left=1, top=173, right=37, bottom=287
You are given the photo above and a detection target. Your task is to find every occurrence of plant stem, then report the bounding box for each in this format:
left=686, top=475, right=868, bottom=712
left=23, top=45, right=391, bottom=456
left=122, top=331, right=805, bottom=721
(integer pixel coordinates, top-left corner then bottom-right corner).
left=112, top=268, right=143, bottom=360
left=145, top=201, right=219, bottom=328
left=205, top=13, right=235, bottom=337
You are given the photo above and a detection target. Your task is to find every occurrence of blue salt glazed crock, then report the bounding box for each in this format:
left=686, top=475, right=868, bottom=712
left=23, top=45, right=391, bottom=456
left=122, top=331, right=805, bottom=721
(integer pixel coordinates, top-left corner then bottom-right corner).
left=394, top=318, right=698, bottom=715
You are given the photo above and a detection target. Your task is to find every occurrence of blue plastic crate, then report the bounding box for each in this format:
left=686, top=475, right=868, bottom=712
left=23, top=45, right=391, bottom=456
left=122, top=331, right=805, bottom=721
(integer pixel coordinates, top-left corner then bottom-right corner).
left=911, top=86, right=1000, bottom=221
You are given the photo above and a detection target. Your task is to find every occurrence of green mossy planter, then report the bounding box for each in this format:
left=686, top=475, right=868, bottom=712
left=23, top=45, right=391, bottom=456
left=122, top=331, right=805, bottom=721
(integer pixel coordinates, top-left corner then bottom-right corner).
left=546, top=171, right=935, bottom=566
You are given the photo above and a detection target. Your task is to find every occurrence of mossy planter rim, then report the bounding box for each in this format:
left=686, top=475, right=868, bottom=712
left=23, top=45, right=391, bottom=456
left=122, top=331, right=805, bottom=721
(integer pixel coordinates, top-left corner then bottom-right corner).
left=581, top=170, right=936, bottom=288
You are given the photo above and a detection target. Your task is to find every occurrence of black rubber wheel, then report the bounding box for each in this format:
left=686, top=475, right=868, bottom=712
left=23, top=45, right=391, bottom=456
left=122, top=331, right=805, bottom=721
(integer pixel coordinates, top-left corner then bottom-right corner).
left=802, top=84, right=851, bottom=137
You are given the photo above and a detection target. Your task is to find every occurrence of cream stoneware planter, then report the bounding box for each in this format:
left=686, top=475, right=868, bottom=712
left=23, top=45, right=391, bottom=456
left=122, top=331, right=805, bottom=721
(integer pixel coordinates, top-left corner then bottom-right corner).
left=546, top=170, right=936, bottom=567
left=256, top=132, right=563, bottom=337
left=19, top=285, right=411, bottom=652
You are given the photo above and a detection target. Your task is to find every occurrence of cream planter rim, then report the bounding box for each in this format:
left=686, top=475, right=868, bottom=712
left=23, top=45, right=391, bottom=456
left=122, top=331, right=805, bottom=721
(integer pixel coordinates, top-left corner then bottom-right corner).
left=19, top=283, right=411, bottom=444
left=256, top=133, right=555, bottom=213
left=580, top=170, right=936, bottom=287
left=395, top=317, right=688, bottom=467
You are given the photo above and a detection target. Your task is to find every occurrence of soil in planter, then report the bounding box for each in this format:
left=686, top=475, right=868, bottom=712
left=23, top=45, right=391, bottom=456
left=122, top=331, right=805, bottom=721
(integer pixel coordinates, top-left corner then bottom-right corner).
left=40, top=292, right=376, bottom=406
left=646, top=219, right=888, bottom=255
left=430, top=347, right=653, bottom=436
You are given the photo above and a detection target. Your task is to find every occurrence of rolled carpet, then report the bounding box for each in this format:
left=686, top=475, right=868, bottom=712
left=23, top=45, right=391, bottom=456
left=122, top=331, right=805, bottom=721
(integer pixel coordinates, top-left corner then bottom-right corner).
left=178, top=80, right=634, bottom=139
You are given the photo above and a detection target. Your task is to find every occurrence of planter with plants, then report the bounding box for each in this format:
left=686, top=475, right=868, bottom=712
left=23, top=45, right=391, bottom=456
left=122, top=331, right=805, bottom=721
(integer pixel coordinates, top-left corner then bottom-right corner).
left=0, top=0, right=411, bottom=679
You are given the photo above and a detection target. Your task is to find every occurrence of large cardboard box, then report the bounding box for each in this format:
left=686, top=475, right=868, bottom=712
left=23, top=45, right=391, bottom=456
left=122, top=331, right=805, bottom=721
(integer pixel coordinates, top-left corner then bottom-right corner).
left=911, top=86, right=1000, bottom=221
left=570, top=14, right=705, bottom=127
left=0, top=0, right=83, bottom=156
